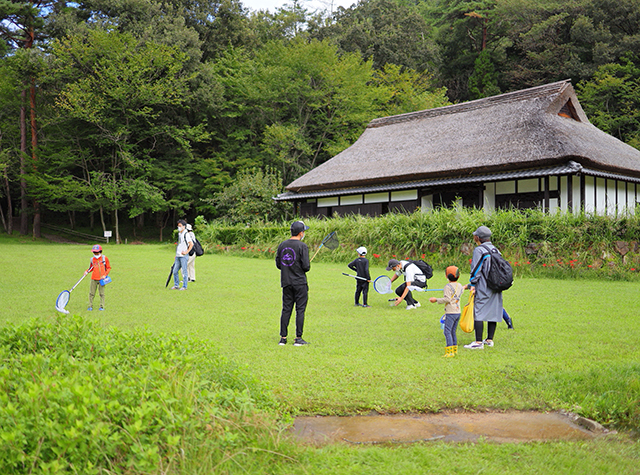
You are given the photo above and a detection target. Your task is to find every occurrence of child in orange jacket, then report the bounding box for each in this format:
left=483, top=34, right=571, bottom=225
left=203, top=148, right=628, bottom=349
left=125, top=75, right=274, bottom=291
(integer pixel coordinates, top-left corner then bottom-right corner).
left=86, top=244, right=111, bottom=311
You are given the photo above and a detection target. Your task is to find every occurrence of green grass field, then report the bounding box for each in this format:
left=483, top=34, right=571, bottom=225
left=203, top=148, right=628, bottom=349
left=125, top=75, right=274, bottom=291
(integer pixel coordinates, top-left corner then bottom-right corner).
left=2, top=235, right=639, bottom=473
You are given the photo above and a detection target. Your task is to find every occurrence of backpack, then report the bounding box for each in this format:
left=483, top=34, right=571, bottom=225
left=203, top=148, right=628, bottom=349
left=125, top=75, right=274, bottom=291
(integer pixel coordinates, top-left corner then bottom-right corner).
left=189, top=237, right=204, bottom=257
left=473, top=245, right=513, bottom=292
left=403, top=260, right=433, bottom=288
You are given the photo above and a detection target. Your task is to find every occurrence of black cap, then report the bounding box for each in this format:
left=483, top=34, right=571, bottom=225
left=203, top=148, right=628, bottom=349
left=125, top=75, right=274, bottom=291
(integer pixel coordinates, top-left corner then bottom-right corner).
left=291, top=220, right=309, bottom=235
left=386, top=259, right=401, bottom=271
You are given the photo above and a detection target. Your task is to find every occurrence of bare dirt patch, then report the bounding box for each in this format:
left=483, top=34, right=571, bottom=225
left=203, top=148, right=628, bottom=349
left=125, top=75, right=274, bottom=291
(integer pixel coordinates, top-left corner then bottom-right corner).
left=292, top=411, right=608, bottom=445
left=42, top=233, right=84, bottom=245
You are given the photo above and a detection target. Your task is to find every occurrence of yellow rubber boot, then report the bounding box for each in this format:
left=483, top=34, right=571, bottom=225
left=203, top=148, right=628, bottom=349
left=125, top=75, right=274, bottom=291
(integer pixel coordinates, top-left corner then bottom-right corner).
left=443, top=346, right=454, bottom=357
left=452, top=345, right=458, bottom=355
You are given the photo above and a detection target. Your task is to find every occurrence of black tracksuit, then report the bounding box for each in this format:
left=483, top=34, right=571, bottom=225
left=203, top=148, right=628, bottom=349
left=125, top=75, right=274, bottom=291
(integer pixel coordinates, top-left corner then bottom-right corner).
left=276, top=238, right=310, bottom=338
left=348, top=256, right=371, bottom=306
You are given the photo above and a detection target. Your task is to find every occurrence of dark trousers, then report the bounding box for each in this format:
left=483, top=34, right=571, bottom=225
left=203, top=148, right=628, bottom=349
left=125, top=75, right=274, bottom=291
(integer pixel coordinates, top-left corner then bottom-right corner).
left=395, top=282, right=417, bottom=306
left=474, top=321, right=496, bottom=342
left=280, top=284, right=308, bottom=338
left=443, top=313, right=461, bottom=346
left=355, top=280, right=369, bottom=305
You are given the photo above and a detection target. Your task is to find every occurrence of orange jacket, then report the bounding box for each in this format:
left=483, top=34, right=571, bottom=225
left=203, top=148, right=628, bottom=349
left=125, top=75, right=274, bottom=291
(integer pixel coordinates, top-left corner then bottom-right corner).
left=87, top=255, right=111, bottom=280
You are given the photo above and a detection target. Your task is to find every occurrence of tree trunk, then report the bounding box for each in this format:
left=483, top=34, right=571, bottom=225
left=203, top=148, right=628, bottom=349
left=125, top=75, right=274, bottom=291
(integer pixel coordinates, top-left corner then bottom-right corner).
left=30, top=77, right=40, bottom=238
left=20, top=88, right=28, bottom=236
left=1, top=137, right=12, bottom=234
left=115, top=208, right=121, bottom=244
left=99, top=205, right=106, bottom=234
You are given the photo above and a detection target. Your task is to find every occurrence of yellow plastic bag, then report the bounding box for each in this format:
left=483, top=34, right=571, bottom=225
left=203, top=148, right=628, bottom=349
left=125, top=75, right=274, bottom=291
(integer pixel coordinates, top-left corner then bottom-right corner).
left=460, top=292, right=475, bottom=333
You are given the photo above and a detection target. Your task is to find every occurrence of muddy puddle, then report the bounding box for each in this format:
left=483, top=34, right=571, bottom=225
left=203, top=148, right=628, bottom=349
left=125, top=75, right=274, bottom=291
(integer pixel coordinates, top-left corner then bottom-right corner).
left=293, top=411, right=602, bottom=445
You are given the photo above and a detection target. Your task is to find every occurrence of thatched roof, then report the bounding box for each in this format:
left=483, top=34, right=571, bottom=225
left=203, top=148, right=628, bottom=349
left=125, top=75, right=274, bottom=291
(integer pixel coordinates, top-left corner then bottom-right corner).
left=284, top=80, right=640, bottom=194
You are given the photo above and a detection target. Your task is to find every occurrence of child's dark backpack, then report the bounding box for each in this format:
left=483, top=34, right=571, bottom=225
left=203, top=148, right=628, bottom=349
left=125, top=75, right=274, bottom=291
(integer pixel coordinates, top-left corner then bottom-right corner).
left=403, top=260, right=433, bottom=288
left=476, top=245, right=513, bottom=292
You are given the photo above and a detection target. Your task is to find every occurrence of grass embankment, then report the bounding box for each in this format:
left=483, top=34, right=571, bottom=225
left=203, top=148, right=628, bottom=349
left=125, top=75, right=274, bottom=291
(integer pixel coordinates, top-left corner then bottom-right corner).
left=198, top=208, right=640, bottom=280
left=1, top=235, right=639, bottom=473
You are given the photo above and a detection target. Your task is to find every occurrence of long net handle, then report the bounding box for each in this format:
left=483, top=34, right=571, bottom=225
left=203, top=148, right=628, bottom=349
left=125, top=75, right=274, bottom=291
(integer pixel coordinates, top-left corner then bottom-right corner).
left=70, top=272, right=89, bottom=292
left=310, top=244, right=323, bottom=262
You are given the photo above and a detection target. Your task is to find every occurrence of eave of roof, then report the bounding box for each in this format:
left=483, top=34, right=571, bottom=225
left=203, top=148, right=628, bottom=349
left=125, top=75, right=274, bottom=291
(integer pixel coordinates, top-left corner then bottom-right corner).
left=274, top=161, right=640, bottom=201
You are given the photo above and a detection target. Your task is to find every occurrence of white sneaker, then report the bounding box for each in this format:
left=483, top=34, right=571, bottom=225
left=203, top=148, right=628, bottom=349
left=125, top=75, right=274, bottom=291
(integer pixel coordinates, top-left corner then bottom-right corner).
left=464, top=341, right=484, bottom=349
left=406, top=305, right=416, bottom=310
left=414, top=302, right=421, bottom=308
left=483, top=339, right=494, bottom=347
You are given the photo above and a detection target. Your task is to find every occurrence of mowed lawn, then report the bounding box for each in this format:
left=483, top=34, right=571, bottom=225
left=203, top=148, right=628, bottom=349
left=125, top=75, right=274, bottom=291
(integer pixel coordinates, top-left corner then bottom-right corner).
left=3, top=235, right=640, bottom=419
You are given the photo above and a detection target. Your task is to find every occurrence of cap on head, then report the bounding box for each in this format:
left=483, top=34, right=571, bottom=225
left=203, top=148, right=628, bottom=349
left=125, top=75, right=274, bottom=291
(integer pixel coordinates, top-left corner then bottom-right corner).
left=356, top=246, right=367, bottom=255
left=92, top=244, right=102, bottom=252
left=186, top=224, right=193, bottom=231
left=473, top=225, right=492, bottom=240
left=386, top=258, right=401, bottom=271
left=446, top=265, right=460, bottom=281
left=290, top=220, right=309, bottom=236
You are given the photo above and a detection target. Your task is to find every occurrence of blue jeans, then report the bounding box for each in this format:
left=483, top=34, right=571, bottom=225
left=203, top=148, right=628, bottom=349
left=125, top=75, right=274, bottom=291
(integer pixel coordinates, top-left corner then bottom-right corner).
left=174, top=255, right=189, bottom=289
left=443, top=313, right=461, bottom=346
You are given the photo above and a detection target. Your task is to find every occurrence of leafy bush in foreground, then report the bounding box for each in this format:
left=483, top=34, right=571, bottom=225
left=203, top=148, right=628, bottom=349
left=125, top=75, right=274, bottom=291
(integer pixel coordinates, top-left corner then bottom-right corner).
left=0, top=315, right=280, bottom=474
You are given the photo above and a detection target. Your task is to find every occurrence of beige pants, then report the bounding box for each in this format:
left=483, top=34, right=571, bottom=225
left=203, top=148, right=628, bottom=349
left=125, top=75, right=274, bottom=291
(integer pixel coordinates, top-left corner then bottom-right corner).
left=89, top=279, right=105, bottom=308
left=187, top=254, right=196, bottom=281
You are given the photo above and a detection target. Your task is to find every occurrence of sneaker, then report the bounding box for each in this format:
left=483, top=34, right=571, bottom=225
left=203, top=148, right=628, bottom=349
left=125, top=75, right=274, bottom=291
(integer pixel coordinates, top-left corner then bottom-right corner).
left=464, top=341, right=484, bottom=349
left=179, top=287, right=187, bottom=291
left=354, top=303, right=362, bottom=307
left=483, top=339, right=494, bottom=347
left=87, top=306, right=93, bottom=311
left=279, top=337, right=287, bottom=346
left=99, top=307, right=104, bottom=311
left=362, top=305, right=371, bottom=308
left=294, top=338, right=310, bottom=346
left=171, top=286, right=179, bottom=290
left=406, top=305, right=416, bottom=310
left=414, top=302, right=421, bottom=308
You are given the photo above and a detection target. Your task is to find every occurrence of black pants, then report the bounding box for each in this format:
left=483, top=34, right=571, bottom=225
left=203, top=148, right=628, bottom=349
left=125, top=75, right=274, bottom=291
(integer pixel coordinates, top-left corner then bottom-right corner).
left=474, top=321, right=496, bottom=342
left=280, top=284, right=308, bottom=338
left=395, top=282, right=417, bottom=306
left=355, top=281, right=369, bottom=305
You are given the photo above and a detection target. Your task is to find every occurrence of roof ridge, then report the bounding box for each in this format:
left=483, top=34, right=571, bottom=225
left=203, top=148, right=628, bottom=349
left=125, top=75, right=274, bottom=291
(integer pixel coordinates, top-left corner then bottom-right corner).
left=368, top=79, right=572, bottom=129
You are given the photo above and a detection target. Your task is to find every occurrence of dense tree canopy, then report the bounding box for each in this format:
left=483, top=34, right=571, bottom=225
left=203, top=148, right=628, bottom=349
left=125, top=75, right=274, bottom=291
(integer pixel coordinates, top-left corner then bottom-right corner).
left=1, top=0, right=640, bottom=237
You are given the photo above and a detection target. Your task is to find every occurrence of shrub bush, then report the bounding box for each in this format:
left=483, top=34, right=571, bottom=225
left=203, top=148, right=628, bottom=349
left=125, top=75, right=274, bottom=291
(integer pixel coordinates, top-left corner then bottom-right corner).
left=197, top=208, right=640, bottom=280
left=0, top=315, right=278, bottom=474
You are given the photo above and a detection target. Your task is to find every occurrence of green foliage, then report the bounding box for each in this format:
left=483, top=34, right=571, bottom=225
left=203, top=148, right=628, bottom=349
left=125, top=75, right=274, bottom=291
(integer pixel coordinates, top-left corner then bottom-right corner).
left=210, top=38, right=384, bottom=185
left=373, top=64, right=451, bottom=117
left=310, top=0, right=439, bottom=73
left=0, top=315, right=275, bottom=473
left=207, top=167, right=290, bottom=224
left=577, top=61, right=640, bottom=149
left=468, top=49, right=501, bottom=99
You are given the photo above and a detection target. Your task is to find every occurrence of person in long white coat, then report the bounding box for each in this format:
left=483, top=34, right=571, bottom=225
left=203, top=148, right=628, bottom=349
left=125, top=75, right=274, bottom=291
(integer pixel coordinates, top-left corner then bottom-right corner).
left=464, top=225, right=503, bottom=349
left=186, top=224, right=197, bottom=282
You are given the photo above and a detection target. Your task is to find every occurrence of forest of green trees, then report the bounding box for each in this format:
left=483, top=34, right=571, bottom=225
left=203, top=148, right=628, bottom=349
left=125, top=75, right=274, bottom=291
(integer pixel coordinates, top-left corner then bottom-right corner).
left=2, top=0, right=640, bottom=241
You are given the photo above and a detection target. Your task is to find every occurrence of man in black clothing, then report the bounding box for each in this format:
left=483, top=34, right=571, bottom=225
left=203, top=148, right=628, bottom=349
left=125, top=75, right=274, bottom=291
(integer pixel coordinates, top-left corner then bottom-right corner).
left=348, top=246, right=371, bottom=307
left=276, top=220, right=311, bottom=346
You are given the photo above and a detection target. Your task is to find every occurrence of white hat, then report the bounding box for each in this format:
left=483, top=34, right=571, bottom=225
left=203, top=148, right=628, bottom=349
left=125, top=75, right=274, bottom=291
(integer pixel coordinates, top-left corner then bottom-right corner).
left=186, top=224, right=193, bottom=231
left=356, top=246, right=367, bottom=255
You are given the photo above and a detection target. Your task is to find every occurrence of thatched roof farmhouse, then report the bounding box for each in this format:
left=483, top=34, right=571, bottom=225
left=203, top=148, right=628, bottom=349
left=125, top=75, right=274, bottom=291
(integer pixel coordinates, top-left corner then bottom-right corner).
left=275, top=80, right=640, bottom=217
